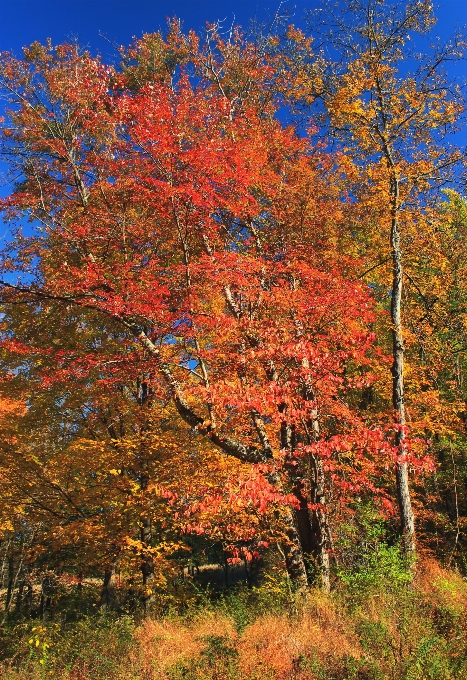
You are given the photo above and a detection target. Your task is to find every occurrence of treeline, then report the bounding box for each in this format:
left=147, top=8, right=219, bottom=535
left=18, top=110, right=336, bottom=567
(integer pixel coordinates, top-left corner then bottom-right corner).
left=0, top=0, right=466, bottom=621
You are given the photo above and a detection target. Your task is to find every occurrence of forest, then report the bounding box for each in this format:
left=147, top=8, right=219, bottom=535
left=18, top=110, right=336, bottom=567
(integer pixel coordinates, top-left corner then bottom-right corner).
left=0, top=1, right=467, bottom=678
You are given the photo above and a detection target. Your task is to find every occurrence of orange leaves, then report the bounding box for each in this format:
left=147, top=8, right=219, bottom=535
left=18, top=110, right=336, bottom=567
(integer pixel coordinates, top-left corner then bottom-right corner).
left=0, top=25, right=407, bottom=587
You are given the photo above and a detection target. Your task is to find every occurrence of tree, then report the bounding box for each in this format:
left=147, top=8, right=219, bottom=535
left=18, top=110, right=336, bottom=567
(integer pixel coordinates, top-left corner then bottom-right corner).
left=277, top=0, right=466, bottom=552
left=0, top=36, right=388, bottom=590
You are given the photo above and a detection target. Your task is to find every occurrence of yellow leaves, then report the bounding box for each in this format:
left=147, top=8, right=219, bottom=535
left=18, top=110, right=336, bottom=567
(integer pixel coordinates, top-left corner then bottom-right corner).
left=285, top=25, right=310, bottom=46
left=128, top=480, right=141, bottom=494
left=27, top=624, right=57, bottom=667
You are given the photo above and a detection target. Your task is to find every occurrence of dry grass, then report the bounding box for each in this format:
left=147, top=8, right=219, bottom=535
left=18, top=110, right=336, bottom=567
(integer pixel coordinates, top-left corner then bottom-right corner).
left=1, top=560, right=467, bottom=680
left=238, top=594, right=361, bottom=679
left=132, top=612, right=238, bottom=679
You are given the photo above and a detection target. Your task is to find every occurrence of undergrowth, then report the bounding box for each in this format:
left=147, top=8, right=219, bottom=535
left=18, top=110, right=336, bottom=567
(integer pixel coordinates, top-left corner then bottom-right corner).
left=0, top=554, right=466, bottom=680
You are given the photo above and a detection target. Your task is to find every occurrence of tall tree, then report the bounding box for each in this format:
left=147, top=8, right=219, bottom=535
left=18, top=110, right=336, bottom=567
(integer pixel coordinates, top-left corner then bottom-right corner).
left=0, top=37, right=388, bottom=589
left=277, top=0, right=466, bottom=552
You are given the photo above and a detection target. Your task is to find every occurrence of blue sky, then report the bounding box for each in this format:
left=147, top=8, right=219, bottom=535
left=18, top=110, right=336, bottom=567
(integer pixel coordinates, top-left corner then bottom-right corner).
left=0, top=1, right=466, bottom=267
left=0, top=0, right=314, bottom=55
left=1, top=1, right=467, bottom=58
left=1, top=0, right=466, bottom=200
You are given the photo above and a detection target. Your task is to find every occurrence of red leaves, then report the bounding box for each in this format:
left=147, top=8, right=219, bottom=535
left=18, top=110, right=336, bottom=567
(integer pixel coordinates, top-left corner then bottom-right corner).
left=0, top=32, right=409, bottom=576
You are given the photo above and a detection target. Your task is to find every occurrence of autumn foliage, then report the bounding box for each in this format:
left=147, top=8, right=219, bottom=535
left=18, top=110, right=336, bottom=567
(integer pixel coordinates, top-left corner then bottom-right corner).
left=0, top=1, right=466, bottom=632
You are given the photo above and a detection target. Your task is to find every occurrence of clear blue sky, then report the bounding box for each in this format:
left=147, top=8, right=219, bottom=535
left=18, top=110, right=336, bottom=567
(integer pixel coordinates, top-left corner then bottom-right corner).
left=0, top=0, right=315, bottom=56
left=1, top=0, right=466, bottom=198
left=1, top=1, right=467, bottom=58
left=0, top=2, right=466, bottom=256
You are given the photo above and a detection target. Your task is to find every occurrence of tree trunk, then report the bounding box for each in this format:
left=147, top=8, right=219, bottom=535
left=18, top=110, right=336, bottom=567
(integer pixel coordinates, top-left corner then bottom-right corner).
left=4, top=556, right=14, bottom=615
left=278, top=416, right=311, bottom=589
left=25, top=581, right=33, bottom=615
left=293, top=490, right=316, bottom=558
left=140, top=515, right=154, bottom=611
left=281, top=505, right=309, bottom=589
left=15, top=579, right=24, bottom=612
left=139, top=462, right=155, bottom=611
left=390, top=175, right=415, bottom=553
left=40, top=573, right=56, bottom=622
left=299, top=377, right=332, bottom=591
left=310, top=454, right=331, bottom=593
left=99, top=569, right=116, bottom=610
left=292, top=479, right=330, bottom=591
